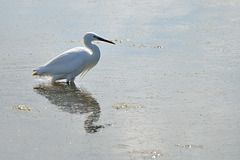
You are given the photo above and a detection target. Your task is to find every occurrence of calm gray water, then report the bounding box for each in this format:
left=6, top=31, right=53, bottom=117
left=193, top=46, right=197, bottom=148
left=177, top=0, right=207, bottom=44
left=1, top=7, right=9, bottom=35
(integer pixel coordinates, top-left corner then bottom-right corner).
left=1, top=0, right=240, bottom=159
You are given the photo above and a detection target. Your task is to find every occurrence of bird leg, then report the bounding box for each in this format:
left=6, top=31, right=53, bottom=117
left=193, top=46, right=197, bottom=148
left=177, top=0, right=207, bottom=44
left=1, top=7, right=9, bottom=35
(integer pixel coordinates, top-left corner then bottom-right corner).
left=66, top=75, right=73, bottom=85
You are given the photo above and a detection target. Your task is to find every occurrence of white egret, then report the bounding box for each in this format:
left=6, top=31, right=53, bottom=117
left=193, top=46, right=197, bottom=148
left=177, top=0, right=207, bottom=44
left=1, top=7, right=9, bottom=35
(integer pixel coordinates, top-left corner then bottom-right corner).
left=33, top=32, right=115, bottom=84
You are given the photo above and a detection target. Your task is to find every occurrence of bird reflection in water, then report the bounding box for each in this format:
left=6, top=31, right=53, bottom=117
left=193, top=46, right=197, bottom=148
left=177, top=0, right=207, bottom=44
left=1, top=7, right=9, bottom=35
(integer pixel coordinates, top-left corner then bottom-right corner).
left=34, top=82, right=104, bottom=133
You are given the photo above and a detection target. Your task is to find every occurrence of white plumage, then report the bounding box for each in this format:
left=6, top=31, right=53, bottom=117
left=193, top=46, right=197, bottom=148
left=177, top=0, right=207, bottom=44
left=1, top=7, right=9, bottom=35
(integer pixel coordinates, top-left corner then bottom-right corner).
left=33, top=32, right=115, bottom=83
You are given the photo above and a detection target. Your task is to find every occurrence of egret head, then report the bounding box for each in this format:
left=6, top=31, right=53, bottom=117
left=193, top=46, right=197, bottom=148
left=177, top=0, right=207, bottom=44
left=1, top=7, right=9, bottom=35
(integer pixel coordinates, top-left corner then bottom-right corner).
left=84, top=32, right=115, bottom=45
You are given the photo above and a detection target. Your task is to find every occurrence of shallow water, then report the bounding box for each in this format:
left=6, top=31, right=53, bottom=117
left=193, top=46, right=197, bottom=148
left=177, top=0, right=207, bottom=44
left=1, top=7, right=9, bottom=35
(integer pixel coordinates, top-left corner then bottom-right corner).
left=1, top=0, right=240, bottom=159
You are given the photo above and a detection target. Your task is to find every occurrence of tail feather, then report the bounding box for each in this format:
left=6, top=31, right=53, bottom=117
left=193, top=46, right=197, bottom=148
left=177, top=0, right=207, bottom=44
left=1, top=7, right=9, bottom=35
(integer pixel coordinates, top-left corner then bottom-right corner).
left=33, top=70, right=44, bottom=76
left=33, top=66, right=44, bottom=76
left=33, top=72, right=38, bottom=76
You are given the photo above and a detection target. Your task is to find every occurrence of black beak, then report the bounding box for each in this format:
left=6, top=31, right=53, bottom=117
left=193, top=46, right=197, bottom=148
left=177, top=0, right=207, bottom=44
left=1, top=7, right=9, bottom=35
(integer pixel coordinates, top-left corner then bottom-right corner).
left=95, top=36, right=115, bottom=45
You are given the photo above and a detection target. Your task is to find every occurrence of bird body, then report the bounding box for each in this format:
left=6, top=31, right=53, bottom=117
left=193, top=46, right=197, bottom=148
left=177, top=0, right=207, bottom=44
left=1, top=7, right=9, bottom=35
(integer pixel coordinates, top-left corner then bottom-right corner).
left=33, top=32, right=115, bottom=83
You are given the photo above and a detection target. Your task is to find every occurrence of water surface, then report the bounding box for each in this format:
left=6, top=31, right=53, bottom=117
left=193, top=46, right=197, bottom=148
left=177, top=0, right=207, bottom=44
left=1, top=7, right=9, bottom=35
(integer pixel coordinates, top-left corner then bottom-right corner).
left=0, top=0, right=240, bottom=159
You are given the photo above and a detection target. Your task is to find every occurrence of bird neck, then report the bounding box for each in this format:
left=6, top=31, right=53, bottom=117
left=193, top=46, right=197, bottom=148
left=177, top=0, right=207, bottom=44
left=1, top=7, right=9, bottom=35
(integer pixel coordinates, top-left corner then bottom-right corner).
left=84, top=41, right=100, bottom=60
